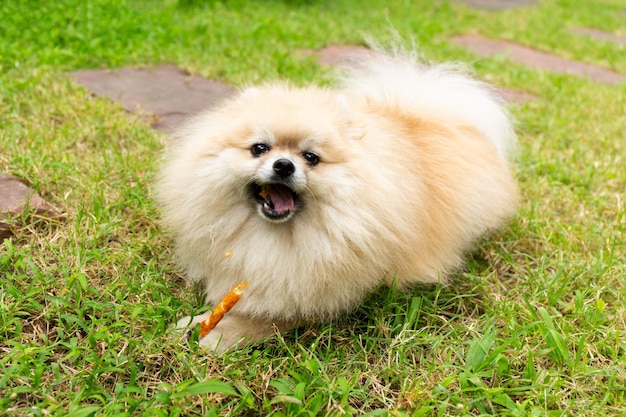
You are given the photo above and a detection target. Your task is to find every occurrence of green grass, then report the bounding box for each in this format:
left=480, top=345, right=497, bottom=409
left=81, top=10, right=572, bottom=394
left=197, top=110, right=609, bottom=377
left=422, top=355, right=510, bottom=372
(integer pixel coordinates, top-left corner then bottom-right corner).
left=1, top=0, right=625, bottom=415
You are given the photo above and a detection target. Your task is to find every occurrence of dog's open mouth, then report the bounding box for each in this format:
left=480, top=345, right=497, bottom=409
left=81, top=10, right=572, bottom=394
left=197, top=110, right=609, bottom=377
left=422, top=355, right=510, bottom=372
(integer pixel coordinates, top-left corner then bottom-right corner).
left=251, top=183, right=298, bottom=221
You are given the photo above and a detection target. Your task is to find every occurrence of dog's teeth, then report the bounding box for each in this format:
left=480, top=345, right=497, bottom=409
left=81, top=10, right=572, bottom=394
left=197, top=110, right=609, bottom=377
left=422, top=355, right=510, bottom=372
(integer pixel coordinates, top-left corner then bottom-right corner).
left=263, top=200, right=274, bottom=210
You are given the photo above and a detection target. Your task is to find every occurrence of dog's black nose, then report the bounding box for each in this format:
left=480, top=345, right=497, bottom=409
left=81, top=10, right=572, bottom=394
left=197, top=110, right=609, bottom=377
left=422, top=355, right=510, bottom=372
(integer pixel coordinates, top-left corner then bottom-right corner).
left=273, top=159, right=295, bottom=178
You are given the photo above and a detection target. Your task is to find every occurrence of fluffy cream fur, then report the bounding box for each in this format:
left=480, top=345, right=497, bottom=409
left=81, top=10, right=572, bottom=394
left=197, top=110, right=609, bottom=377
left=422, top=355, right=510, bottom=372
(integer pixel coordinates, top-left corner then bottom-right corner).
left=156, top=49, right=518, bottom=353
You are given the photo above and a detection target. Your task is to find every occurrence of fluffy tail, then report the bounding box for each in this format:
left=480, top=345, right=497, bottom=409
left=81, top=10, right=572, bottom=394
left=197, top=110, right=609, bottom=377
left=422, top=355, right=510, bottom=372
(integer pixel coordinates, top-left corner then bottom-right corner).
left=338, top=44, right=517, bottom=162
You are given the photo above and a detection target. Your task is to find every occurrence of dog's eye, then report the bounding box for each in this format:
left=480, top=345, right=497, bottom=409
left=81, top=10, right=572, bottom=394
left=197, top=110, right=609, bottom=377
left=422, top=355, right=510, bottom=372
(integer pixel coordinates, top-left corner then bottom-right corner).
left=251, top=143, right=270, bottom=157
left=302, top=151, right=320, bottom=166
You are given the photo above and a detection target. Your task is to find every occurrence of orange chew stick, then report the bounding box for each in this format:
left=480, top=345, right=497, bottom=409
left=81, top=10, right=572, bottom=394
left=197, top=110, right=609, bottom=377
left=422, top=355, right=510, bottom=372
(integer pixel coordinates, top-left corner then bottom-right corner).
left=199, top=281, right=248, bottom=337
left=259, top=186, right=270, bottom=200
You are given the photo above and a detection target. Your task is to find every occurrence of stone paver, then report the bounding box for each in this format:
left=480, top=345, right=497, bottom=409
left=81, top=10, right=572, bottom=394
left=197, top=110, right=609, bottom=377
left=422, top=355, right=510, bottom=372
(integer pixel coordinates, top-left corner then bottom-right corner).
left=71, top=45, right=539, bottom=136
left=456, top=0, right=536, bottom=10
left=70, top=65, right=234, bottom=132
left=497, top=88, right=537, bottom=104
left=306, top=44, right=375, bottom=67
left=451, top=35, right=626, bottom=85
left=0, top=175, right=60, bottom=240
left=310, top=45, right=536, bottom=103
left=572, top=28, right=626, bottom=45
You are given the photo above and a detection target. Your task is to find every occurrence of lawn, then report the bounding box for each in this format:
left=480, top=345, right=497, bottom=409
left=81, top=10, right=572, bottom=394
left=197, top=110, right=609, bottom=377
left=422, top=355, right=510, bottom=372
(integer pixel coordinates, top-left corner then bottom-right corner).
left=1, top=0, right=625, bottom=415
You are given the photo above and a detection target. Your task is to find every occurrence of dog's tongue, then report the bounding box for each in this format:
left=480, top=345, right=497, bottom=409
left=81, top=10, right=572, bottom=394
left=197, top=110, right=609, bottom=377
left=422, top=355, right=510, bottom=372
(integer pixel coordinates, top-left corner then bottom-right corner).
left=267, top=184, right=294, bottom=213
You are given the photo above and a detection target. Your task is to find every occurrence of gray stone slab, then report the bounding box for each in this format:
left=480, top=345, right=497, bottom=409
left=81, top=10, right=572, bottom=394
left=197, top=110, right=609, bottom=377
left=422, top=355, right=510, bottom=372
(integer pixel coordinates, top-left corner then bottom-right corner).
left=307, top=45, right=376, bottom=67
left=456, top=0, right=536, bottom=10
left=451, top=35, right=626, bottom=85
left=70, top=65, right=235, bottom=132
left=0, top=175, right=60, bottom=240
left=572, top=28, right=626, bottom=45
left=307, top=44, right=535, bottom=103
left=497, top=88, right=537, bottom=104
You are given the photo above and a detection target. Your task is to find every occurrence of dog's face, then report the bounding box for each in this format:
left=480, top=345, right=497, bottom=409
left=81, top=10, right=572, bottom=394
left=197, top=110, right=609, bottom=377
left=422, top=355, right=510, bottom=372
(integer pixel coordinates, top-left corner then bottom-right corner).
left=200, top=86, right=362, bottom=225
left=247, top=136, right=319, bottom=223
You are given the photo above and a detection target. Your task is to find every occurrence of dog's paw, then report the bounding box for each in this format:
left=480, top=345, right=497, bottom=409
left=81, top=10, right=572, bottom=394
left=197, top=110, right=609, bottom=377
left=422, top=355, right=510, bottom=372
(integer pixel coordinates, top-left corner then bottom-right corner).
left=174, top=312, right=294, bottom=353
left=186, top=312, right=292, bottom=353
left=198, top=313, right=271, bottom=353
left=197, top=322, right=243, bottom=354
left=173, top=313, right=247, bottom=352
left=174, top=311, right=211, bottom=333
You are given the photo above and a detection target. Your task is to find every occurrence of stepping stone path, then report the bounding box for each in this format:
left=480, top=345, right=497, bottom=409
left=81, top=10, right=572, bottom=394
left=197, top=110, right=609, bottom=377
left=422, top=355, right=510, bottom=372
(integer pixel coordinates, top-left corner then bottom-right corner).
left=70, top=65, right=234, bottom=132
left=451, top=35, right=626, bottom=85
left=572, top=28, right=626, bottom=46
left=0, top=175, right=60, bottom=240
left=306, top=45, right=534, bottom=104
left=496, top=88, right=536, bottom=104
left=70, top=42, right=542, bottom=136
left=456, top=0, right=536, bottom=10
left=304, top=44, right=375, bottom=67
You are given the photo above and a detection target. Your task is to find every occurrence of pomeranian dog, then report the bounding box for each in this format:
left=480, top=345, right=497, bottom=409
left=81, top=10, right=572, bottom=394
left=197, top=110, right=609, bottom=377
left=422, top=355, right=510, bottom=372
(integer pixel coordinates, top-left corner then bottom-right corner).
left=156, top=46, right=518, bottom=353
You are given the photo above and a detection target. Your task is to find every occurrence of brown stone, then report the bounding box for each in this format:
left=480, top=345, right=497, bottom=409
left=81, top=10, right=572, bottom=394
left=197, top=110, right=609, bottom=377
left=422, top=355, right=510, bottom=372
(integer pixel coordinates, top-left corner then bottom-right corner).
left=0, top=222, right=9, bottom=240
left=307, top=45, right=376, bottom=67
left=572, top=28, right=626, bottom=45
left=456, top=0, right=536, bottom=10
left=0, top=175, right=60, bottom=240
left=451, top=35, right=626, bottom=85
left=497, top=88, right=537, bottom=104
left=70, top=65, right=235, bottom=132
left=307, top=44, right=535, bottom=103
